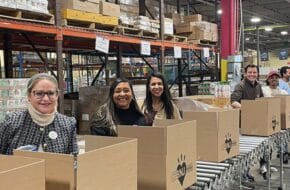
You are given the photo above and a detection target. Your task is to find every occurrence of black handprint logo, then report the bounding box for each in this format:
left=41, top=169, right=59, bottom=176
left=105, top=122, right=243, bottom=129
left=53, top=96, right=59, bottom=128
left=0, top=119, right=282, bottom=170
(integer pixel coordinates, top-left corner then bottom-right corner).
left=177, top=154, right=187, bottom=185
left=225, top=133, right=232, bottom=154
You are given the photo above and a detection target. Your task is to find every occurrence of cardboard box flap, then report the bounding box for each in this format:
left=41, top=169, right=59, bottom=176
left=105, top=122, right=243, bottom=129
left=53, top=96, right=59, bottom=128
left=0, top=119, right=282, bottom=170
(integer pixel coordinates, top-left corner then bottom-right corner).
left=118, top=125, right=167, bottom=155
left=83, top=135, right=135, bottom=151
left=183, top=111, right=219, bottom=129
left=77, top=138, right=137, bottom=190
left=0, top=155, right=45, bottom=190
left=0, top=155, right=43, bottom=172
left=14, top=150, right=75, bottom=190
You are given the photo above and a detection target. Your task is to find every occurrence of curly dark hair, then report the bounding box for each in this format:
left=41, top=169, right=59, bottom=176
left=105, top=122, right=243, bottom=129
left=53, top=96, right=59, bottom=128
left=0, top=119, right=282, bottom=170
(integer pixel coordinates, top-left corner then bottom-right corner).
left=143, top=72, right=175, bottom=119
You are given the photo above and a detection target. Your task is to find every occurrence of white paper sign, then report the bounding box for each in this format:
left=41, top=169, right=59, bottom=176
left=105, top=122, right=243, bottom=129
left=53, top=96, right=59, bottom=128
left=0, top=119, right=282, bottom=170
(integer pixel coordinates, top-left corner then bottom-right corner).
left=174, top=46, right=182, bottom=58
left=95, top=36, right=109, bottom=54
left=203, top=47, right=210, bottom=58
left=141, top=41, right=151, bottom=55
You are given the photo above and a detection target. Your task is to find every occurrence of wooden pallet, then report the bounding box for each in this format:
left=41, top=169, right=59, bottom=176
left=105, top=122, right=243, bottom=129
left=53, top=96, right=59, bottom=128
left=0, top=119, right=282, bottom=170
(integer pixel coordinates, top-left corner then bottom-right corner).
left=62, top=19, right=118, bottom=33
left=119, top=26, right=142, bottom=37
left=141, top=30, right=159, bottom=39
left=0, top=6, right=54, bottom=24
left=164, top=34, right=187, bottom=42
left=188, top=39, right=217, bottom=46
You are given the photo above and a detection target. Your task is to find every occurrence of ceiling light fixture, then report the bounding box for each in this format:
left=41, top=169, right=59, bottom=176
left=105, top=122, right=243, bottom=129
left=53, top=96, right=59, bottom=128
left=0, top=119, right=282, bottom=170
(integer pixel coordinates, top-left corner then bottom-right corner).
left=250, top=17, right=261, bottom=23
left=281, top=31, right=288, bottom=35
left=217, top=9, right=222, bottom=15
left=245, top=37, right=250, bottom=41
left=264, top=27, right=272, bottom=32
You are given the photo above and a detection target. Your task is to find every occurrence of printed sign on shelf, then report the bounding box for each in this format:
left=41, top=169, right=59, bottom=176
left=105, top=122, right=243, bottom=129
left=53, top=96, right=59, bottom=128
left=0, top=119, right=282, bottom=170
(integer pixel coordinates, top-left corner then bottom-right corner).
left=174, top=46, right=182, bottom=58
left=203, top=48, right=210, bottom=58
left=141, top=41, right=151, bottom=56
left=95, top=36, right=110, bottom=54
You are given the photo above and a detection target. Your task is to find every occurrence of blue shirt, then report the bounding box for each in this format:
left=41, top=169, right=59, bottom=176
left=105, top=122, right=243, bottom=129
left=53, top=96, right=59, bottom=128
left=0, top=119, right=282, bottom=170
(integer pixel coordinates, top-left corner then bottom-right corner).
left=279, top=79, right=290, bottom=94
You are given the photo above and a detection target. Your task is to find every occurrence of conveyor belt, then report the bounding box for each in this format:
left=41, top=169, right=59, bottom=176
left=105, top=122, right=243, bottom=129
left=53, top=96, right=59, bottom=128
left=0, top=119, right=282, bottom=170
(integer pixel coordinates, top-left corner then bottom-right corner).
left=188, top=129, right=290, bottom=190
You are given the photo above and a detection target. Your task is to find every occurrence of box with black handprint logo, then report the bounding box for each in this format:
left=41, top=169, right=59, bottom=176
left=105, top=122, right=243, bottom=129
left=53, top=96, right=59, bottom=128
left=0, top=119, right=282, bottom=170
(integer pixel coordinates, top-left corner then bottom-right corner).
left=118, top=120, right=196, bottom=190
left=14, top=136, right=137, bottom=190
left=183, top=109, right=240, bottom=162
left=241, top=97, right=281, bottom=136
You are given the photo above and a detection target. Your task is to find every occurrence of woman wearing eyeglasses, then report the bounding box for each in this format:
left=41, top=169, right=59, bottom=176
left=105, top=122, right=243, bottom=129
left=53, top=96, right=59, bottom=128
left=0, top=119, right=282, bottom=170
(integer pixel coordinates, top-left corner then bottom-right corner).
left=90, top=77, right=152, bottom=136
left=0, top=73, right=78, bottom=155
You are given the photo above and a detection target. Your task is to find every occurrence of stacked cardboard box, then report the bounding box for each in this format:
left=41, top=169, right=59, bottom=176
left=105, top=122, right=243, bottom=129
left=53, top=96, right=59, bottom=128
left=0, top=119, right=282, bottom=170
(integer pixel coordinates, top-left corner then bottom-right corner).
left=176, top=15, right=218, bottom=42
left=57, top=0, right=100, bottom=14
left=99, top=1, right=120, bottom=17
left=113, top=0, right=139, bottom=25
left=134, top=16, right=159, bottom=33
left=0, top=79, right=29, bottom=122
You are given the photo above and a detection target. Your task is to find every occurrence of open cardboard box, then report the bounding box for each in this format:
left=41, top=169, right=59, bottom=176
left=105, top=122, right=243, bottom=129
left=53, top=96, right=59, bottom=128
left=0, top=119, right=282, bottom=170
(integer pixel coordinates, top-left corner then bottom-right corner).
left=14, top=136, right=137, bottom=190
left=241, top=97, right=281, bottom=136
left=274, top=95, right=290, bottom=129
left=118, top=120, right=196, bottom=190
left=0, top=155, right=45, bottom=190
left=183, top=109, right=240, bottom=162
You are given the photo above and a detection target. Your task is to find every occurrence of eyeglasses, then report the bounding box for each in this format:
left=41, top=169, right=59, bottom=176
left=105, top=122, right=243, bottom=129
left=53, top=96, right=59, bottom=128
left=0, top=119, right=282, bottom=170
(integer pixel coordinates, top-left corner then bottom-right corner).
left=32, top=90, right=58, bottom=99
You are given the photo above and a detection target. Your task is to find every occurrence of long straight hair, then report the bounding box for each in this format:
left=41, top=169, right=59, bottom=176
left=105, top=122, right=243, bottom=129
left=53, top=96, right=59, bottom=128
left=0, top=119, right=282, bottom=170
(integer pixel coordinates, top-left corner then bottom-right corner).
left=108, top=77, right=143, bottom=124
left=144, top=72, right=174, bottom=119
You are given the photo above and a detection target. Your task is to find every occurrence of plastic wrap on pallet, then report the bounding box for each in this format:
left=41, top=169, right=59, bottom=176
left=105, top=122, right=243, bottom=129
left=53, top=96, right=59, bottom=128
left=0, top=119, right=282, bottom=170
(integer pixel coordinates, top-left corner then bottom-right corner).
left=118, top=0, right=138, bottom=5
left=119, top=14, right=135, bottom=25
left=0, top=0, right=16, bottom=8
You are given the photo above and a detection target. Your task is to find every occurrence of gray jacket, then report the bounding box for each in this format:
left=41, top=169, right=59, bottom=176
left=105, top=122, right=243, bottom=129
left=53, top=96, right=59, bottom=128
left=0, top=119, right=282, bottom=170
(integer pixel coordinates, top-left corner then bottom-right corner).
left=0, top=110, right=78, bottom=155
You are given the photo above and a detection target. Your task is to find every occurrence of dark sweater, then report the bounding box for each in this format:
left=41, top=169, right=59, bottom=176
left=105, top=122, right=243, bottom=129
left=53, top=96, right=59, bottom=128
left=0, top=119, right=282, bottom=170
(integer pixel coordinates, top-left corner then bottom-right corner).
left=115, top=106, right=147, bottom=126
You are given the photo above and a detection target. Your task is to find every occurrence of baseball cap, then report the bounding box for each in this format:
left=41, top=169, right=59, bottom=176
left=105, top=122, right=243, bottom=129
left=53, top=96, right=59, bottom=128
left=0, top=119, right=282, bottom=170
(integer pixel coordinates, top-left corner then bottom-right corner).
left=267, top=71, right=280, bottom=79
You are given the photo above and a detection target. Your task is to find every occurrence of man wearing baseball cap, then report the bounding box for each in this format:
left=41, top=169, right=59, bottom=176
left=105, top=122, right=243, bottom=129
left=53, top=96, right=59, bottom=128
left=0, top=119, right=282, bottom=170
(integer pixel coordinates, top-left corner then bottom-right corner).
left=262, top=70, right=288, bottom=97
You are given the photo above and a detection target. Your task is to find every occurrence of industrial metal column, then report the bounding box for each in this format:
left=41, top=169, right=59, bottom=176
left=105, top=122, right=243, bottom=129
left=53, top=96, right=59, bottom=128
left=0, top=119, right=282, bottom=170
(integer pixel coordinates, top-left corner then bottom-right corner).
left=159, top=0, right=164, bottom=74
left=220, top=0, right=237, bottom=81
left=55, top=1, right=64, bottom=113
left=4, top=32, right=13, bottom=78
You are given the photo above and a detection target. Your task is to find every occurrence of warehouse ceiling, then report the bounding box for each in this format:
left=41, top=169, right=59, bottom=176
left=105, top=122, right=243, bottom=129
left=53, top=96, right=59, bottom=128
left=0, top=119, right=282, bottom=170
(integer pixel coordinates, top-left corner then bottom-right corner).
left=169, top=0, right=290, bottom=51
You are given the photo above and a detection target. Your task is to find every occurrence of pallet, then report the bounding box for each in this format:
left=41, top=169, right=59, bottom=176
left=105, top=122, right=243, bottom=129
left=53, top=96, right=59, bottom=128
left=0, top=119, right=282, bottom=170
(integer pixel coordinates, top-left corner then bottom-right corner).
left=188, top=39, right=217, bottom=46
left=164, top=34, right=187, bottom=42
left=141, top=30, right=159, bottom=39
left=119, top=26, right=142, bottom=37
left=0, top=6, right=54, bottom=24
left=62, top=19, right=118, bottom=33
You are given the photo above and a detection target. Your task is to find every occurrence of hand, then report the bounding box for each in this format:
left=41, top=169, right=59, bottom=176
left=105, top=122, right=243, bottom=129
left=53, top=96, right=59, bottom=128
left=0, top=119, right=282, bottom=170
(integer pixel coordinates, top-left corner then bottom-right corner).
left=231, top=101, right=241, bottom=109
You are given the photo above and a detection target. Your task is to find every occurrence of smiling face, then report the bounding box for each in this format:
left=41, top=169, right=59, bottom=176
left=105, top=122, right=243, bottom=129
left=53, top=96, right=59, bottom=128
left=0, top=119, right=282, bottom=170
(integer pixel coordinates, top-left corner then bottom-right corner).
left=28, top=79, right=58, bottom=114
left=267, top=75, right=279, bottom=88
left=113, top=82, right=133, bottom=109
left=245, top=67, right=258, bottom=83
left=149, top=76, right=164, bottom=98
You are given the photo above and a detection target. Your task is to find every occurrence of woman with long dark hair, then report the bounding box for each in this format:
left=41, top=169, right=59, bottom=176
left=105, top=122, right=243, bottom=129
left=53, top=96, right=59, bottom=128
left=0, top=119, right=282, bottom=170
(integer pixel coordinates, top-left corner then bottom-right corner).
left=90, top=77, right=151, bottom=136
left=142, top=72, right=181, bottom=120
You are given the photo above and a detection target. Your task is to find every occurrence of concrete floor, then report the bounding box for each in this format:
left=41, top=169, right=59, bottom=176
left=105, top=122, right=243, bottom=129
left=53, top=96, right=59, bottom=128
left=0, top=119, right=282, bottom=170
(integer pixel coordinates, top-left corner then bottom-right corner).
left=228, top=156, right=290, bottom=190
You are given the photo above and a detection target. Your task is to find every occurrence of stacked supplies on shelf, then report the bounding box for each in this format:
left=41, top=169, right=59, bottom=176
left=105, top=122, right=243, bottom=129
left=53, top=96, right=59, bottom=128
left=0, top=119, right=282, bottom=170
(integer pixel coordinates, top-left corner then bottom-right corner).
left=0, top=78, right=29, bottom=122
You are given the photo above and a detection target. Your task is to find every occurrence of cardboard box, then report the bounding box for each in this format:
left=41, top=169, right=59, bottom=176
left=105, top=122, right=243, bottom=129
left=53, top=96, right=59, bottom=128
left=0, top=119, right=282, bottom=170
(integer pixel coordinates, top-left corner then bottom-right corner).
left=0, top=155, right=45, bottom=190
left=241, top=98, right=281, bottom=136
left=59, top=0, right=99, bottom=14
left=275, top=95, right=290, bottom=129
left=164, top=13, right=182, bottom=26
left=183, top=14, right=202, bottom=23
left=118, top=120, right=196, bottom=190
left=99, top=1, right=120, bottom=17
left=14, top=136, right=137, bottom=190
left=183, top=109, right=240, bottom=162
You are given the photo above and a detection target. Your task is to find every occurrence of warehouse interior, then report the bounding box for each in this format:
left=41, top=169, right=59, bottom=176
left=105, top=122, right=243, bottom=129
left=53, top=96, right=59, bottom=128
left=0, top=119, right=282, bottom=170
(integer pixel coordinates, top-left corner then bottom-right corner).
left=0, top=0, right=290, bottom=190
